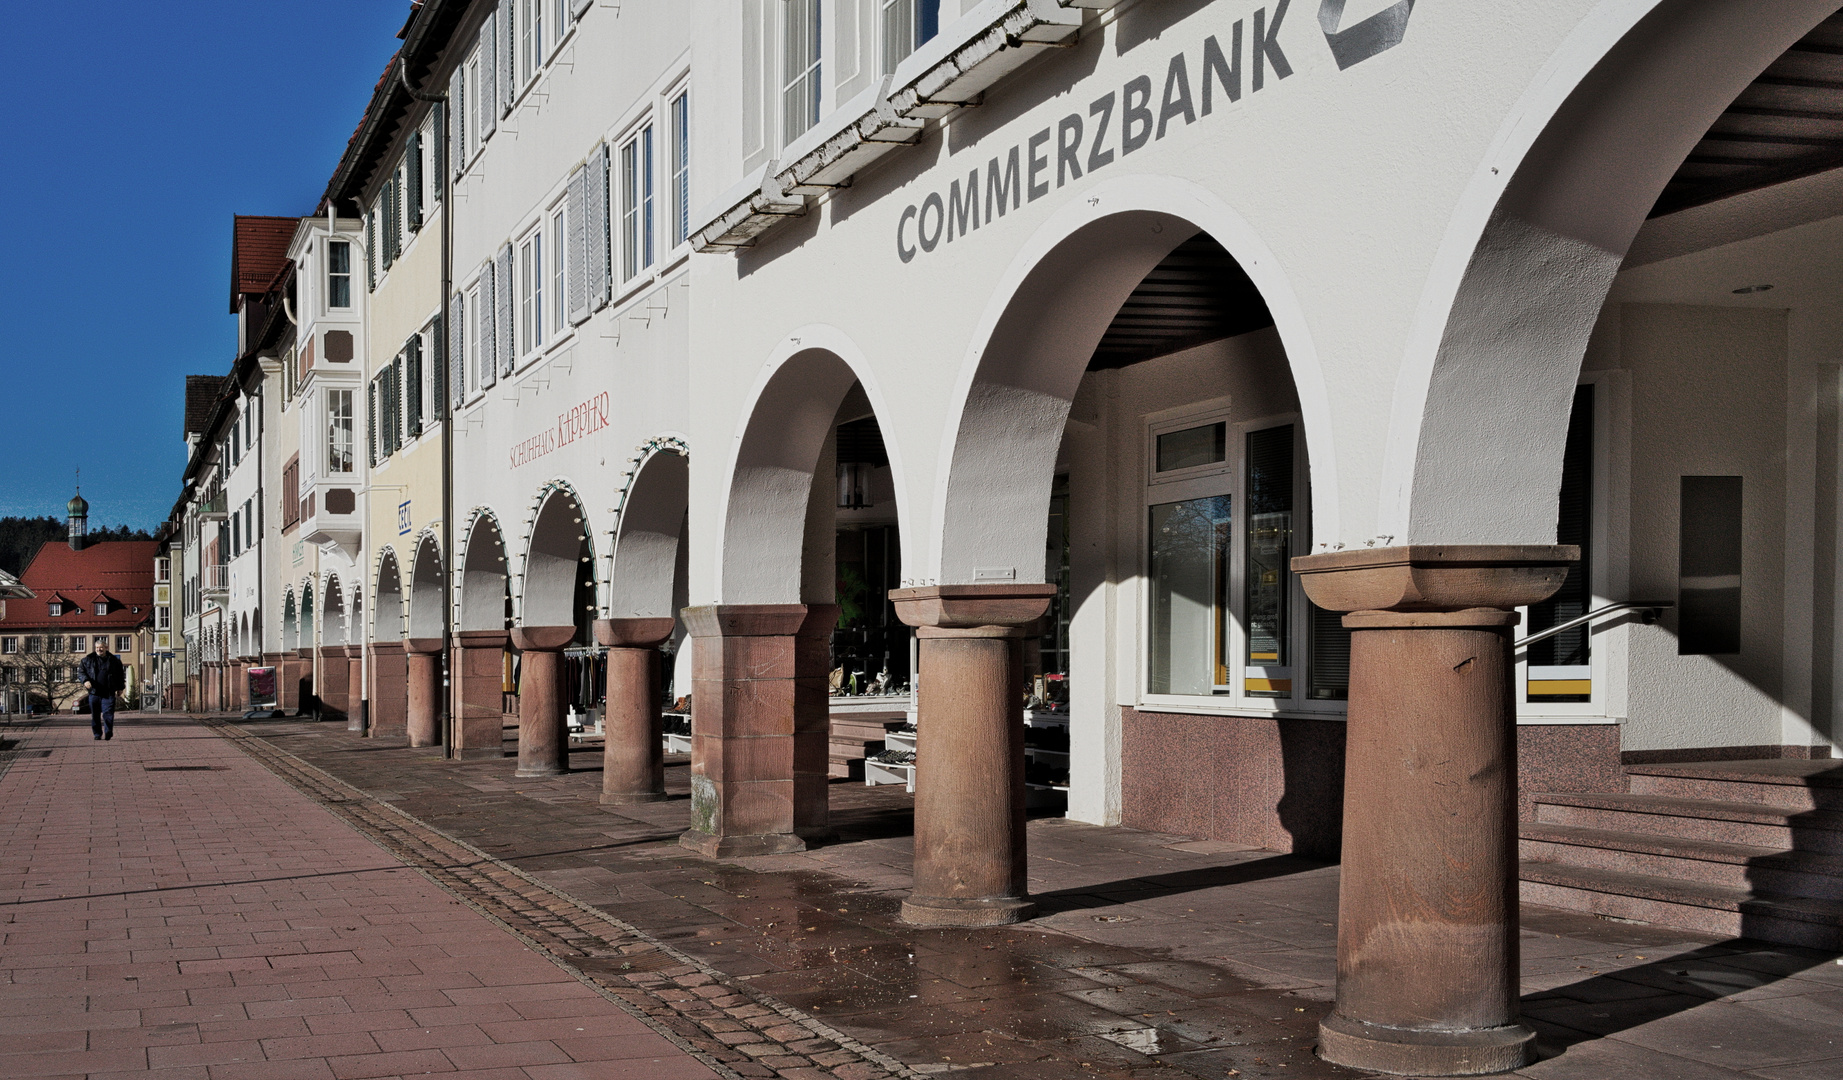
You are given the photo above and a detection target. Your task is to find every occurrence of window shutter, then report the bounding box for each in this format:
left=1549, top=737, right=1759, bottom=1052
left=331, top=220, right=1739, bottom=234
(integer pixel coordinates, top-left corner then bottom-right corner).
left=406, top=335, right=423, bottom=438
left=480, top=16, right=497, bottom=139
left=479, top=260, right=497, bottom=389
left=430, top=314, right=446, bottom=421
left=496, top=244, right=515, bottom=375
left=367, top=380, right=379, bottom=467
left=366, top=211, right=376, bottom=291
left=407, top=134, right=423, bottom=231
left=392, top=356, right=405, bottom=453
left=449, top=294, right=466, bottom=407
left=443, top=80, right=459, bottom=180
left=499, top=2, right=516, bottom=117
left=574, top=0, right=591, bottom=19
left=381, top=183, right=396, bottom=269
left=588, top=144, right=611, bottom=310
left=566, top=166, right=589, bottom=325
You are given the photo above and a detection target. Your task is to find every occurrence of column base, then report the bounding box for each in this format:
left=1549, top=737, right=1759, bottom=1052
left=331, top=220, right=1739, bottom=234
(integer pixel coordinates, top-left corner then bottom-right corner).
left=1317, top=1014, right=1536, bottom=1077
left=453, top=747, right=506, bottom=760
left=900, top=895, right=1037, bottom=927
left=514, top=763, right=565, bottom=778
left=678, top=829, right=808, bottom=858
left=600, top=791, right=669, bottom=806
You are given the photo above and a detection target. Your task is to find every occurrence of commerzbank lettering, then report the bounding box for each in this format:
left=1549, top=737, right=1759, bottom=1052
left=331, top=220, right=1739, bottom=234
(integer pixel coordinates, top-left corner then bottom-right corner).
left=895, top=0, right=1411, bottom=263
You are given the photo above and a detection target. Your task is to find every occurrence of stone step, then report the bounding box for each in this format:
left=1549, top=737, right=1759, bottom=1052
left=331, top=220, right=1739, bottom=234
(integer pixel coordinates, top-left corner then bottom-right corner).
left=1519, top=821, right=1843, bottom=900
left=1628, top=760, right=1843, bottom=812
left=1532, top=792, right=1843, bottom=854
left=1519, top=860, right=1843, bottom=950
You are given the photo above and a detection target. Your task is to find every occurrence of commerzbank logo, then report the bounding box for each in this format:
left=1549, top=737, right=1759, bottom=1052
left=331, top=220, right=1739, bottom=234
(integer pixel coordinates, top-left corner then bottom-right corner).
left=894, top=0, right=1417, bottom=262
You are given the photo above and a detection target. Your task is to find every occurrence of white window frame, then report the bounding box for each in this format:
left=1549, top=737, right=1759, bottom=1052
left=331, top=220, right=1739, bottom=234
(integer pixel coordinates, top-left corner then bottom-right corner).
left=1138, top=408, right=1339, bottom=718
left=781, top=0, right=822, bottom=145
left=519, top=228, right=544, bottom=358
left=326, top=388, right=355, bottom=475
left=549, top=204, right=567, bottom=337
left=466, top=281, right=484, bottom=398
left=880, top=0, right=940, bottom=75
left=327, top=239, right=352, bottom=310
left=668, top=86, right=691, bottom=251
left=620, top=122, right=655, bottom=281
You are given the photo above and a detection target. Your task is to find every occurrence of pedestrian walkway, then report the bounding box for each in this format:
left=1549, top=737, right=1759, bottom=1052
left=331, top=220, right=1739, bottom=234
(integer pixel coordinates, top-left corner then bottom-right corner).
left=0, top=713, right=717, bottom=1080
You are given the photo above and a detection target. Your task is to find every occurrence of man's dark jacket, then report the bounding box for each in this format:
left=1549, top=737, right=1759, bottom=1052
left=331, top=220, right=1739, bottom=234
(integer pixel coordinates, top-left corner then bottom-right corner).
left=77, top=652, right=126, bottom=695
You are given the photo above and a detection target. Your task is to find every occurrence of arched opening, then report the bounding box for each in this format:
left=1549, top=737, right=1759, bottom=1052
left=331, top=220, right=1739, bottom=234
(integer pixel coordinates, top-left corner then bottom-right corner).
left=282, top=590, right=297, bottom=653
left=454, top=514, right=513, bottom=759
left=406, top=534, right=448, bottom=748
left=369, top=550, right=409, bottom=739
left=512, top=486, right=598, bottom=776
left=691, top=347, right=903, bottom=856
left=318, top=575, right=350, bottom=722
left=598, top=446, right=690, bottom=804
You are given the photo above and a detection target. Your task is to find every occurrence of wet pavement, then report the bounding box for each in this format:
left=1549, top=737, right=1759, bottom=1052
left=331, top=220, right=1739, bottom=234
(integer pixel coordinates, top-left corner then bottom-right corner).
left=10, top=710, right=1843, bottom=1079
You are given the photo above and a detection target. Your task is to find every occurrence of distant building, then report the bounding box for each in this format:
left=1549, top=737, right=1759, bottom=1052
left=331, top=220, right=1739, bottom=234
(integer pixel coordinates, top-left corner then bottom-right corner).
left=0, top=493, right=156, bottom=712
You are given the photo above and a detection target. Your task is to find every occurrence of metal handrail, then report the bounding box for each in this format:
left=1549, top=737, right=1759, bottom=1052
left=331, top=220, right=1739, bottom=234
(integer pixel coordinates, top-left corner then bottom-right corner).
left=1515, top=601, right=1673, bottom=650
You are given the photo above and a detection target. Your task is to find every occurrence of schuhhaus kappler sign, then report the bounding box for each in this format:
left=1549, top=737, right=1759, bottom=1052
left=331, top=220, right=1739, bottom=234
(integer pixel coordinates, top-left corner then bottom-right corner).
left=509, top=392, right=613, bottom=470
left=894, top=0, right=1414, bottom=262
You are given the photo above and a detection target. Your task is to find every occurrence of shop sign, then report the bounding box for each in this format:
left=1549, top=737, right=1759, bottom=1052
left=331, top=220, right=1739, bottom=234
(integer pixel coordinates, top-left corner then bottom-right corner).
left=509, top=392, right=613, bottom=469
left=895, top=0, right=1414, bottom=263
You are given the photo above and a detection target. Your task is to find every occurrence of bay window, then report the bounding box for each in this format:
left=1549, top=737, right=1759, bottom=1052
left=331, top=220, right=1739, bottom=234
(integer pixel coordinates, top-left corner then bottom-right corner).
left=326, top=389, right=355, bottom=474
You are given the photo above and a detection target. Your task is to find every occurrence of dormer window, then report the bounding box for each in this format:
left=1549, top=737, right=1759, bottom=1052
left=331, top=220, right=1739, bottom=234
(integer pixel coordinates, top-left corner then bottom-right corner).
left=47, top=602, right=62, bottom=617
left=95, top=602, right=109, bottom=616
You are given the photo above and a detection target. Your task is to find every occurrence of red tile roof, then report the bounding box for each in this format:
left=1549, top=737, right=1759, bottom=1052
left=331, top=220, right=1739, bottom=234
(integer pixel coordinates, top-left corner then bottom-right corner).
left=0, top=541, right=157, bottom=633
left=230, top=215, right=299, bottom=313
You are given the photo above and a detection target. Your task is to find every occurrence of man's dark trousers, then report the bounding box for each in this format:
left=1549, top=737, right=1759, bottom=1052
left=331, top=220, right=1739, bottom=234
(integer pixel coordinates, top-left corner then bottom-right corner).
left=90, top=694, right=115, bottom=739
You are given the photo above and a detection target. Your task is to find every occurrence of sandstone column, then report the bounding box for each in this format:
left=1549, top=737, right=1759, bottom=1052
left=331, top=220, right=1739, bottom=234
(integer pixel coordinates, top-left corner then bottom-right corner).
left=594, top=617, right=676, bottom=804
left=511, top=625, right=574, bottom=777
left=295, top=647, right=316, bottom=717
left=344, top=647, right=365, bottom=733
left=368, top=641, right=409, bottom=738
left=678, top=604, right=838, bottom=857
left=1292, top=545, right=1574, bottom=1077
left=316, top=646, right=349, bottom=723
left=452, top=630, right=510, bottom=758
left=891, top=584, right=1056, bottom=927
left=405, top=637, right=444, bottom=747
left=267, top=652, right=296, bottom=714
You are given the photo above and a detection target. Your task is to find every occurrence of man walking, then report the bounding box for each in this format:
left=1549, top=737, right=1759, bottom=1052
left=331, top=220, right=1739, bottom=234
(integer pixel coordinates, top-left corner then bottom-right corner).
left=78, top=639, right=125, bottom=741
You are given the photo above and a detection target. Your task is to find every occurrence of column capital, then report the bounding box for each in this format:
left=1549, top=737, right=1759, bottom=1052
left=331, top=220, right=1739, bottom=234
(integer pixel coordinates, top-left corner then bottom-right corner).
left=1291, top=544, right=1576, bottom=614
left=405, top=636, right=444, bottom=655
left=890, top=584, right=1057, bottom=630
left=511, top=625, right=576, bottom=652
left=594, top=617, right=677, bottom=649
left=681, top=604, right=838, bottom=639
left=455, top=629, right=509, bottom=649
left=370, top=640, right=406, bottom=655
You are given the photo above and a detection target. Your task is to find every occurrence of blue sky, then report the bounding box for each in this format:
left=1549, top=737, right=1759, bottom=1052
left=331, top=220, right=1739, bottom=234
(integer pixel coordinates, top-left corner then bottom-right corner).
left=0, top=1, right=408, bottom=529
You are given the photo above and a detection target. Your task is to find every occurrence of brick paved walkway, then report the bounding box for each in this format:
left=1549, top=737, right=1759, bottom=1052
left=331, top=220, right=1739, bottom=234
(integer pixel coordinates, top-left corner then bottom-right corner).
left=0, top=714, right=718, bottom=1080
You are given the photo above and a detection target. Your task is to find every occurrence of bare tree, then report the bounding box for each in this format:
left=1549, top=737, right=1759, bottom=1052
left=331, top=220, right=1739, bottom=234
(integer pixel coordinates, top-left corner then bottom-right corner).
left=9, top=634, right=89, bottom=714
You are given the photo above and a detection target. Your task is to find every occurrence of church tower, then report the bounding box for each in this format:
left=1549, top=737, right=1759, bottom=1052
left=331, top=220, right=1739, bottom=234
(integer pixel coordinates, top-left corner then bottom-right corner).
left=67, top=486, right=89, bottom=551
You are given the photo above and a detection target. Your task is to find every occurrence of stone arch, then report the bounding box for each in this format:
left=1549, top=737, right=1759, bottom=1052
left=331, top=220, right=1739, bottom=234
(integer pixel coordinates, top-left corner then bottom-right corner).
left=930, top=176, right=1323, bottom=584
left=1381, top=0, right=1838, bottom=544
left=250, top=607, right=260, bottom=657
left=282, top=589, right=297, bottom=652
left=374, top=548, right=405, bottom=642
left=519, top=480, right=596, bottom=635
left=608, top=443, right=689, bottom=620
left=300, top=581, right=315, bottom=645
left=718, top=330, right=910, bottom=603
left=458, top=510, right=510, bottom=632
left=409, top=530, right=446, bottom=640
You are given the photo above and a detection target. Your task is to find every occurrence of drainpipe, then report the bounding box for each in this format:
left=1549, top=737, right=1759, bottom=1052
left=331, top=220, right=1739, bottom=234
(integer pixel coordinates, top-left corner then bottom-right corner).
left=397, top=52, right=456, bottom=753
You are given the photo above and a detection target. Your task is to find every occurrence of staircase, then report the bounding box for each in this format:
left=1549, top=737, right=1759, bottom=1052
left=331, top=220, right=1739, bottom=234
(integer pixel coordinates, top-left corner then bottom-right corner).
left=828, top=714, right=897, bottom=780
left=1520, top=760, right=1843, bottom=949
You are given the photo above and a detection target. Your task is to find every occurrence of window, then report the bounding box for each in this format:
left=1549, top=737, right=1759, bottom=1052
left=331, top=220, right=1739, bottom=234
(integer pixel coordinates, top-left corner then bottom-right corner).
left=25, top=637, right=42, bottom=654
left=467, top=285, right=483, bottom=392
left=669, top=90, right=690, bottom=248
left=328, top=240, right=352, bottom=308
left=1, top=637, right=16, bottom=655
left=67, top=636, right=81, bottom=652
left=47, top=602, right=63, bottom=617
left=782, top=0, right=822, bottom=142
left=116, top=636, right=132, bottom=652
left=157, top=607, right=170, bottom=631
left=522, top=0, right=541, bottom=85
left=519, top=229, right=544, bottom=354
left=327, top=389, right=355, bottom=474
left=95, top=602, right=109, bottom=617
left=1144, top=419, right=1343, bottom=705
left=550, top=207, right=566, bottom=333
left=93, top=636, right=107, bottom=650
left=464, top=56, right=480, bottom=160
left=880, top=0, right=940, bottom=74
left=621, top=125, right=654, bottom=280
left=1526, top=385, right=1595, bottom=701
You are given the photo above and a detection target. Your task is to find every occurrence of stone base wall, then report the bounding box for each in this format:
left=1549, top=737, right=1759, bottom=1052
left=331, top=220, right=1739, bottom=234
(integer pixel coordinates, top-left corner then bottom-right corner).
left=1121, top=710, right=1640, bottom=858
